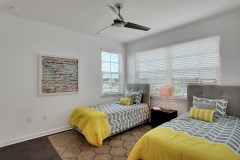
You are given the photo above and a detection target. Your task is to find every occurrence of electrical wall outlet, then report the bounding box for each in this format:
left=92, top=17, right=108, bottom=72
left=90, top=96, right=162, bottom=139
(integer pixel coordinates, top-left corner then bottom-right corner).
left=26, top=117, right=31, bottom=123
left=43, top=115, right=47, bottom=121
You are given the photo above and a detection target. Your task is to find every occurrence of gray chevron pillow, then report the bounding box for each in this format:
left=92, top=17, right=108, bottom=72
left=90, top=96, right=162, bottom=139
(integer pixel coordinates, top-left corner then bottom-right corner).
left=125, top=92, right=135, bottom=105
left=125, top=91, right=142, bottom=104
left=193, top=96, right=228, bottom=118
left=133, top=92, right=142, bottom=104
left=193, top=102, right=216, bottom=110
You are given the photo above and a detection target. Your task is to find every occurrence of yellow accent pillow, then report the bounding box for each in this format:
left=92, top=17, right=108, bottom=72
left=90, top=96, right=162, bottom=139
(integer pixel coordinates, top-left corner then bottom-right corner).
left=119, top=98, right=132, bottom=106
left=188, top=108, right=215, bottom=123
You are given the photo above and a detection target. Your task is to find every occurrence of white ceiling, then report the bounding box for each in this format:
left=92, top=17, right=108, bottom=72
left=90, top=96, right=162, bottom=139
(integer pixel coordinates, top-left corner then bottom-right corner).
left=1, top=0, right=240, bottom=43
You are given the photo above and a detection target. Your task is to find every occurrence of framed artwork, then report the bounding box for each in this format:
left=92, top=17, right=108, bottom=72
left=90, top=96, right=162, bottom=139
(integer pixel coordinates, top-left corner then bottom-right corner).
left=39, top=54, right=79, bottom=96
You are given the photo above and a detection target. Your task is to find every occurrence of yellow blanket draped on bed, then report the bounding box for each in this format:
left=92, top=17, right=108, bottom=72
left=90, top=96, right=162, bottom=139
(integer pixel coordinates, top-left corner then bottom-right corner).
left=70, top=107, right=110, bottom=147
left=128, top=127, right=240, bottom=160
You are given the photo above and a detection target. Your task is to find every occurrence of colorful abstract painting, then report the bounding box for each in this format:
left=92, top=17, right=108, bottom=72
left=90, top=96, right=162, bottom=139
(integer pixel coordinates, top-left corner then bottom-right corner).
left=39, top=55, right=79, bottom=96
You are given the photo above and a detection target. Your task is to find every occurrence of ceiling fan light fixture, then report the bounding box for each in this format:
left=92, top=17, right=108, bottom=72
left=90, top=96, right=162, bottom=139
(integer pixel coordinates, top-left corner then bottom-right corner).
left=112, top=23, right=124, bottom=28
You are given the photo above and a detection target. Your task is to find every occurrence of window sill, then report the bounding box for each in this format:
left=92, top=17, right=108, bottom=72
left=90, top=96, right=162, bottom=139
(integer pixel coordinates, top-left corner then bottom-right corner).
left=101, top=93, right=123, bottom=97
left=150, top=96, right=187, bottom=103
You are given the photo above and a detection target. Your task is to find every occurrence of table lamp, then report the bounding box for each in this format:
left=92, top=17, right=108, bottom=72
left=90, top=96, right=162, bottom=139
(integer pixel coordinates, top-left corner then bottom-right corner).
left=159, top=86, right=173, bottom=110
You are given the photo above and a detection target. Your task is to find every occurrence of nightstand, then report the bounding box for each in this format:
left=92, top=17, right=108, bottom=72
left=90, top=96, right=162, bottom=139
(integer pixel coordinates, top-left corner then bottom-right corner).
left=151, top=108, right=178, bottom=128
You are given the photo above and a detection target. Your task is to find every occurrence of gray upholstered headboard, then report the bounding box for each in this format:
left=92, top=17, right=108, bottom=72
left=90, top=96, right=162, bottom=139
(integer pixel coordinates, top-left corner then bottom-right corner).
left=125, top=83, right=150, bottom=106
left=187, top=85, right=240, bottom=117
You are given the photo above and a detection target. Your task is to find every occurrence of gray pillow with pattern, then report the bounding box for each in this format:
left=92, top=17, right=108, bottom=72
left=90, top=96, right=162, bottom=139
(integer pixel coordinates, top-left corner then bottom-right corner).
left=193, top=96, right=228, bottom=118
left=125, top=92, right=135, bottom=105
left=133, top=92, right=142, bottom=104
left=125, top=91, right=142, bottom=104
left=193, top=102, right=216, bottom=110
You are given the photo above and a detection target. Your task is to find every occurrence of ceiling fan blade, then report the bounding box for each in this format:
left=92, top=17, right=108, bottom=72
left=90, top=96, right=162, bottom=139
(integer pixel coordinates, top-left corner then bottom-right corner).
left=97, top=25, right=112, bottom=34
left=124, top=22, right=151, bottom=31
left=106, top=5, right=122, bottom=21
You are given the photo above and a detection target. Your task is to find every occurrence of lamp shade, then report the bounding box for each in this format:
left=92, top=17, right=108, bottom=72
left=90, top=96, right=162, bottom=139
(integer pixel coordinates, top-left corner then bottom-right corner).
left=160, top=87, right=172, bottom=97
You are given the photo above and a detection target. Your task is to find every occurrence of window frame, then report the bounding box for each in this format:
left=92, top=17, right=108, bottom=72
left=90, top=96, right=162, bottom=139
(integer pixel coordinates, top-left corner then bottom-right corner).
left=101, top=49, right=122, bottom=96
left=135, top=36, right=220, bottom=97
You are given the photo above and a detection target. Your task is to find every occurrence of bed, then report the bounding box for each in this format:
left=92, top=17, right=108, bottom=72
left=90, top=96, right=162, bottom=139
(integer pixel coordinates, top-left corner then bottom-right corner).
left=128, top=85, right=240, bottom=160
left=70, top=83, right=150, bottom=147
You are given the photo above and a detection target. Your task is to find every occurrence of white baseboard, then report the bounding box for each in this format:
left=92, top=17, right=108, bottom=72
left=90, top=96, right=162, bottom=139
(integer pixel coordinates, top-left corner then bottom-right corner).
left=0, top=126, right=73, bottom=148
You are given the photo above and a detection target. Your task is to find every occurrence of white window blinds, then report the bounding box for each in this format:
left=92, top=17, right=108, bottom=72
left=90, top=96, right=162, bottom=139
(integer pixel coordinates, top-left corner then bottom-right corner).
left=136, top=36, right=220, bottom=96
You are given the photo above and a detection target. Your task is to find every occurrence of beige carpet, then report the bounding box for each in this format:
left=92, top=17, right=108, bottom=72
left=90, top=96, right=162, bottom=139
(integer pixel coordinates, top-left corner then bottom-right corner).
left=48, top=124, right=151, bottom=160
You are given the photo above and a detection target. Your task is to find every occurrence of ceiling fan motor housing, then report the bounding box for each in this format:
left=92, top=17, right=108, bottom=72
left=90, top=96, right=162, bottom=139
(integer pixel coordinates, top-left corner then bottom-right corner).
left=115, top=3, right=123, bottom=10
left=113, top=20, right=125, bottom=27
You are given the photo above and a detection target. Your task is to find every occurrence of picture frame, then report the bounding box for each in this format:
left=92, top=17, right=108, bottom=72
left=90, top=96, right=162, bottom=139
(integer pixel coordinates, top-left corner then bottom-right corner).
left=39, top=54, right=79, bottom=96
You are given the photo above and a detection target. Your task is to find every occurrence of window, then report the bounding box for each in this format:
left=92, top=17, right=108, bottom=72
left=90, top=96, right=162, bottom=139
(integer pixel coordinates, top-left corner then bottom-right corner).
left=101, top=50, right=121, bottom=94
left=136, top=36, right=220, bottom=97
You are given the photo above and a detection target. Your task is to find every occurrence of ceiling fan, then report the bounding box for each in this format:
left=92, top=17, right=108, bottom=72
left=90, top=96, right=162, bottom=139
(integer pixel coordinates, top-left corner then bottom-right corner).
left=97, top=3, right=151, bottom=34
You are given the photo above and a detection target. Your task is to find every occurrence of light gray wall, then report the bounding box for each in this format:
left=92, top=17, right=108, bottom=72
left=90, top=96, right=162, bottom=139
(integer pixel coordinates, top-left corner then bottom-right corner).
left=125, top=9, right=240, bottom=113
left=0, top=12, right=124, bottom=147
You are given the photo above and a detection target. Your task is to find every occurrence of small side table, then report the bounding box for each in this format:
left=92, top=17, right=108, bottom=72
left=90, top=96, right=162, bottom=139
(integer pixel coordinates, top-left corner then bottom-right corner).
left=151, top=108, right=178, bottom=128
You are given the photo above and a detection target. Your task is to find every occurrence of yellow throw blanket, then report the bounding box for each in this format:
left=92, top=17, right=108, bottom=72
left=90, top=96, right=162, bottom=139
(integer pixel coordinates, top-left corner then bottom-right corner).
left=128, top=127, right=240, bottom=160
left=70, top=107, right=110, bottom=147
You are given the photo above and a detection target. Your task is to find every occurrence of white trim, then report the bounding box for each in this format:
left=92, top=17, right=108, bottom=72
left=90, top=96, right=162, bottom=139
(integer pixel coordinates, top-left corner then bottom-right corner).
left=0, top=126, right=72, bottom=148
left=101, top=93, right=123, bottom=97
left=101, top=48, right=121, bottom=55
left=101, top=50, right=122, bottom=94
left=151, top=96, right=187, bottom=103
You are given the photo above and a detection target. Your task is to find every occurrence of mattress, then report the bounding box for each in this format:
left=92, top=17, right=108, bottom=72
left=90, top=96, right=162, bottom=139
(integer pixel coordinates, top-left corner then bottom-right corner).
left=90, top=102, right=150, bottom=135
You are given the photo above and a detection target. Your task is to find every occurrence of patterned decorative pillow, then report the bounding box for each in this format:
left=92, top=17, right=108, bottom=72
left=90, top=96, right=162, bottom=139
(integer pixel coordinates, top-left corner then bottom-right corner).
left=133, top=92, right=142, bottom=104
left=188, top=107, right=215, bottom=122
left=193, top=102, right=216, bottom=110
left=125, top=92, right=135, bottom=105
left=119, top=98, right=132, bottom=106
left=215, top=100, right=228, bottom=118
left=125, top=91, right=142, bottom=104
left=193, top=96, right=228, bottom=118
